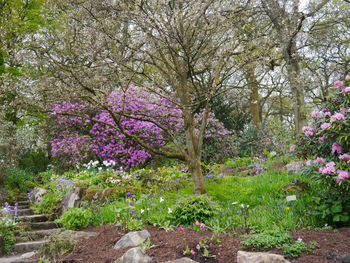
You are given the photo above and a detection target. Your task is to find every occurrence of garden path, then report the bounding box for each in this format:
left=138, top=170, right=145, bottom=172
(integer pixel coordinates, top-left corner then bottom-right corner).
left=0, top=195, right=62, bottom=263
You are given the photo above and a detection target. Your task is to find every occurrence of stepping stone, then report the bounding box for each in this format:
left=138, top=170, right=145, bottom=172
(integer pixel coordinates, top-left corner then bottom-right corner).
left=30, top=228, right=64, bottom=238
left=0, top=253, right=37, bottom=263
left=30, top=221, right=60, bottom=230
left=16, top=201, right=30, bottom=206
left=11, top=209, right=32, bottom=216
left=12, top=240, right=48, bottom=254
left=17, top=215, right=47, bottom=223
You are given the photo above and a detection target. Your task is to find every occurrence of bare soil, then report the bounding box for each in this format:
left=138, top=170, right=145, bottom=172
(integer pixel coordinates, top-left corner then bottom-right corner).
left=58, top=225, right=350, bottom=263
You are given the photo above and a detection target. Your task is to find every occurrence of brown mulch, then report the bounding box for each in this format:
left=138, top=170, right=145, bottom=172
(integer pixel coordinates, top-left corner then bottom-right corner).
left=58, top=225, right=350, bottom=263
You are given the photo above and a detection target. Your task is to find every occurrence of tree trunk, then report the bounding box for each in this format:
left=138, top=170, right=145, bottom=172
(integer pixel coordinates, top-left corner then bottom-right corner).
left=284, top=42, right=307, bottom=135
left=246, top=64, right=261, bottom=130
left=183, top=110, right=206, bottom=194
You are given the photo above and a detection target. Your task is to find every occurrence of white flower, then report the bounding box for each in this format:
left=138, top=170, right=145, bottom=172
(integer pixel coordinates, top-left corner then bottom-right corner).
left=98, top=167, right=103, bottom=171
left=297, top=237, right=303, bottom=242
left=232, top=202, right=238, bottom=205
left=168, top=208, right=172, bottom=213
left=140, top=209, right=145, bottom=214
left=160, top=197, right=164, bottom=203
left=240, top=204, right=245, bottom=208
left=246, top=205, right=250, bottom=208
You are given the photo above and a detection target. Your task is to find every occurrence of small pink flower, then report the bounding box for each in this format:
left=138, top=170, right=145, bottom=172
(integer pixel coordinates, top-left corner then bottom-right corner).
left=324, top=111, right=331, bottom=117
left=190, top=249, right=196, bottom=255
left=302, top=126, right=316, bottom=137
left=336, top=170, right=349, bottom=182
left=342, top=87, right=350, bottom=93
left=332, top=143, right=343, bottom=154
left=334, top=80, right=344, bottom=87
left=311, top=111, right=321, bottom=118
left=200, top=223, right=206, bottom=229
left=319, top=161, right=336, bottom=174
left=196, top=244, right=201, bottom=250
left=339, top=154, right=350, bottom=161
left=330, top=112, right=345, bottom=122
left=321, top=123, right=331, bottom=130
left=177, top=227, right=185, bottom=232
left=314, top=157, right=325, bottom=163
left=195, top=221, right=200, bottom=226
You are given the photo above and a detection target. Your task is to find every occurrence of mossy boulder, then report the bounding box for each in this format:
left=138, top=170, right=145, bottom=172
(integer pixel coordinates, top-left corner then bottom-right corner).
left=81, top=186, right=140, bottom=202
left=280, top=178, right=311, bottom=194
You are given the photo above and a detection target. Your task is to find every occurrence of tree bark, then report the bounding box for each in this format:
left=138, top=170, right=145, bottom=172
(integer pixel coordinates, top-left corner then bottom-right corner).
left=246, top=64, right=261, bottom=130
left=284, top=41, right=307, bottom=134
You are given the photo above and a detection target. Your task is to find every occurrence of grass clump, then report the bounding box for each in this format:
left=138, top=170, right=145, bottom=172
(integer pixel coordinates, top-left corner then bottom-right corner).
left=242, top=229, right=291, bottom=249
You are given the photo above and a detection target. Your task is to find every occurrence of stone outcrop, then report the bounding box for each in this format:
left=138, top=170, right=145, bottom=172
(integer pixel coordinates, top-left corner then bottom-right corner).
left=237, top=251, right=291, bottom=263
left=28, top=188, right=48, bottom=204
left=62, top=187, right=84, bottom=212
left=114, top=247, right=153, bottom=263
left=114, top=230, right=151, bottom=250
left=57, top=230, right=98, bottom=243
left=280, top=178, right=310, bottom=193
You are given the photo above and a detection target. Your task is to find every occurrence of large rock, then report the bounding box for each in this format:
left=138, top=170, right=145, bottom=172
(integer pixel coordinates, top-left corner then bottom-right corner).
left=62, top=187, right=84, bottom=212
left=81, top=187, right=139, bottom=202
left=237, top=251, right=291, bottom=263
left=57, top=230, right=98, bottom=243
left=341, top=254, right=350, bottom=263
left=161, top=258, right=199, bottom=263
left=28, top=188, right=48, bottom=204
left=280, top=178, right=310, bottom=193
left=114, top=230, right=151, bottom=250
left=285, top=161, right=304, bottom=175
left=114, top=247, right=153, bottom=263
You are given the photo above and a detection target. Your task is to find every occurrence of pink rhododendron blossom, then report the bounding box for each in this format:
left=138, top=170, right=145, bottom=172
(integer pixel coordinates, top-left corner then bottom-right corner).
left=339, top=154, right=350, bottom=161
left=195, top=221, right=200, bottom=226
left=342, top=87, right=350, bottom=93
left=334, top=80, right=344, bottom=87
left=318, top=136, right=325, bottom=143
left=319, top=162, right=336, bottom=174
left=200, top=223, right=206, bottom=229
left=314, top=157, right=325, bottom=163
left=321, top=123, right=331, bottom=130
left=302, top=126, right=316, bottom=137
left=311, top=111, right=321, bottom=118
left=332, top=143, right=343, bottom=154
left=336, top=170, right=349, bottom=182
left=330, top=112, right=345, bottom=122
left=190, top=250, right=196, bottom=255
left=177, top=227, right=184, bottom=232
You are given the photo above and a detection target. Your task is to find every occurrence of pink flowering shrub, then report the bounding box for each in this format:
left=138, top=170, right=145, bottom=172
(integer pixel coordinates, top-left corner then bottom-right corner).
left=50, top=86, right=234, bottom=169
left=297, top=78, right=350, bottom=225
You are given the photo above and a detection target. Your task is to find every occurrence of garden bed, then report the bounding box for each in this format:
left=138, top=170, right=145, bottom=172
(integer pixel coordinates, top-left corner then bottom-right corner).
left=57, top=225, right=350, bottom=263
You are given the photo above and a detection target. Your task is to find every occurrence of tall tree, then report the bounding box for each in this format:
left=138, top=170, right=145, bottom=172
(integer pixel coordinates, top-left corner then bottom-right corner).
left=260, top=0, right=330, bottom=134
left=35, top=0, right=248, bottom=193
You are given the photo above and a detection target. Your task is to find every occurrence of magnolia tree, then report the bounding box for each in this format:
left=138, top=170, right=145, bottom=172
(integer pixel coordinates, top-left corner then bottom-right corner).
left=50, top=86, right=234, bottom=170
left=297, top=77, right=350, bottom=191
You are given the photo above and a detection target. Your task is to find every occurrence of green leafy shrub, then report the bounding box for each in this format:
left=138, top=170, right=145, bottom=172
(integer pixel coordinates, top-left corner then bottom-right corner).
left=170, top=195, right=219, bottom=225
left=281, top=241, right=306, bottom=258
left=56, top=208, right=94, bottom=230
left=4, top=168, right=35, bottom=193
left=38, top=232, right=74, bottom=262
left=31, top=192, right=62, bottom=217
left=18, top=149, right=49, bottom=175
left=241, top=229, right=291, bottom=249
